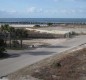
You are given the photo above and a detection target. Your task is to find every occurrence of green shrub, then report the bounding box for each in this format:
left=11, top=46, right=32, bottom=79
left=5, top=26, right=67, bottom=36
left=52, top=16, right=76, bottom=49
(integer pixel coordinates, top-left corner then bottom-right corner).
left=12, top=40, right=19, bottom=47
left=51, top=61, right=61, bottom=68
left=47, top=23, right=53, bottom=26
left=34, top=25, right=40, bottom=28
left=0, top=39, right=6, bottom=54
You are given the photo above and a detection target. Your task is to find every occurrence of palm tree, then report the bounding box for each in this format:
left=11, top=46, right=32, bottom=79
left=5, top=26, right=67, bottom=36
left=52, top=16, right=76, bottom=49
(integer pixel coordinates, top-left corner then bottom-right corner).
left=1, top=24, right=15, bottom=48
left=1, top=24, right=9, bottom=31
left=8, top=27, right=15, bottom=48
left=0, top=24, right=9, bottom=46
left=0, top=39, right=6, bottom=54
left=1, top=24, right=28, bottom=48
left=15, top=28, right=28, bottom=48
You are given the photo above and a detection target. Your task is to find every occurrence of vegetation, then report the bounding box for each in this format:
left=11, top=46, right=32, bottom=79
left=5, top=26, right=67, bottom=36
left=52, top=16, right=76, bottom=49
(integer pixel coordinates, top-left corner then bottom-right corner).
left=0, top=24, right=28, bottom=50
left=33, top=25, right=40, bottom=28
left=12, top=40, right=19, bottom=48
left=0, top=39, right=6, bottom=53
left=15, top=28, right=28, bottom=48
left=47, top=23, right=53, bottom=26
left=1, top=24, right=15, bottom=47
left=1, top=24, right=9, bottom=31
left=0, top=39, right=7, bottom=58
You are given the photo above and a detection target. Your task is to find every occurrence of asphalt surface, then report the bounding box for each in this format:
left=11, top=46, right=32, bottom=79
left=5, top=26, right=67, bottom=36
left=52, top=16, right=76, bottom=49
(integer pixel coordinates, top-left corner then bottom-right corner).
left=0, top=35, right=86, bottom=78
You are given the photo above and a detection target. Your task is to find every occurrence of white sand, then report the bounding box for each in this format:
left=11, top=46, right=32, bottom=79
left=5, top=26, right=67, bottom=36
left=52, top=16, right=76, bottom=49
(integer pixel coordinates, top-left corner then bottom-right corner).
left=0, top=24, right=34, bottom=28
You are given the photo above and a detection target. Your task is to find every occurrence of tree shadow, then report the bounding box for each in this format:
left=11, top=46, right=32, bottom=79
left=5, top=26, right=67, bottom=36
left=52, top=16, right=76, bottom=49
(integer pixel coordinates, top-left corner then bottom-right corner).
left=9, top=54, right=20, bottom=58
left=23, top=51, right=55, bottom=56
left=1, top=45, right=68, bottom=59
left=0, top=53, right=21, bottom=59
left=0, top=53, right=10, bottom=59
left=0, top=51, right=55, bottom=59
left=43, top=45, right=69, bottom=48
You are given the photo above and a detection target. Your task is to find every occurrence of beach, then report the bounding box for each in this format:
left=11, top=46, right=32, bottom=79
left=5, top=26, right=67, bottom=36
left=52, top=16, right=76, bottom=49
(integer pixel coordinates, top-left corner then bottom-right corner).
left=0, top=24, right=34, bottom=28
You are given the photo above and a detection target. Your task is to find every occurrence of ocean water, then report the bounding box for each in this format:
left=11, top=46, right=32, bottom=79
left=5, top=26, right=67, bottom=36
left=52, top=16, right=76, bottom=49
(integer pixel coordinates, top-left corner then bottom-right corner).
left=0, top=18, right=86, bottom=24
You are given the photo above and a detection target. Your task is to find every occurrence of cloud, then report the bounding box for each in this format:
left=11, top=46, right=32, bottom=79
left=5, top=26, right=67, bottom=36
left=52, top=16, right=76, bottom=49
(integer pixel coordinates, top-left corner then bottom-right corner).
left=0, top=9, right=17, bottom=14
left=27, top=7, right=36, bottom=13
left=0, top=7, right=86, bottom=18
left=59, top=9, right=85, bottom=14
left=43, top=8, right=86, bottom=15
left=27, top=7, right=43, bottom=13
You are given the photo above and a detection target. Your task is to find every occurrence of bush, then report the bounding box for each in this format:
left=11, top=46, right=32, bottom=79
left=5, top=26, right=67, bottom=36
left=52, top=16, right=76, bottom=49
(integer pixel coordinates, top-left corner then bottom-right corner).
left=34, top=25, right=40, bottom=28
left=0, top=47, right=6, bottom=53
left=47, top=23, right=53, bottom=26
left=12, top=40, right=19, bottom=47
left=0, top=39, right=6, bottom=54
left=51, top=61, right=61, bottom=68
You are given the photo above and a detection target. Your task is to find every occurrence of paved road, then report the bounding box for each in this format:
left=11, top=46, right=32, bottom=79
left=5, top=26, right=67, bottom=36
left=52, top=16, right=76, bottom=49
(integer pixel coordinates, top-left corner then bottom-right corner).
left=0, top=35, right=86, bottom=78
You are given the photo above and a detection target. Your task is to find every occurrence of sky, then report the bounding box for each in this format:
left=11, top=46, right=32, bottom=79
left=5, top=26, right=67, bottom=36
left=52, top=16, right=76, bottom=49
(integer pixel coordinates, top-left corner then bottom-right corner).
left=0, top=0, right=86, bottom=18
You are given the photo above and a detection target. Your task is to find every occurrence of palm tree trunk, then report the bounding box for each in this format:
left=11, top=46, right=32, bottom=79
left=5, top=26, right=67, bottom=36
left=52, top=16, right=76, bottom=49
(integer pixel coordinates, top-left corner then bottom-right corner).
left=9, top=33, right=11, bottom=48
left=4, top=33, right=7, bottom=47
left=20, top=38, right=22, bottom=48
